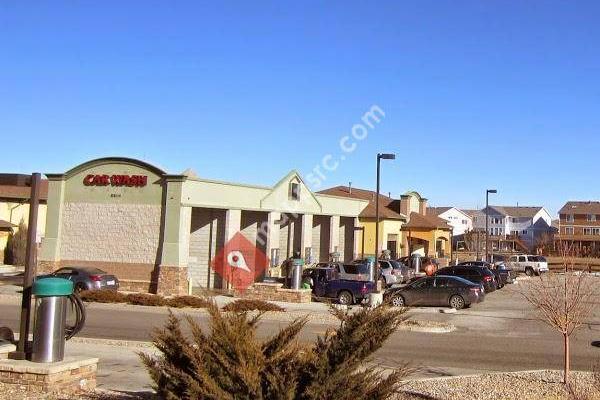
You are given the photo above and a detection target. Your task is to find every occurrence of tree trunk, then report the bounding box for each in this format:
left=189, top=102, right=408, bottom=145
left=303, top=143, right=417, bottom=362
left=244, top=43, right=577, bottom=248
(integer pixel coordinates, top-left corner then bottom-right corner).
left=563, top=333, right=570, bottom=385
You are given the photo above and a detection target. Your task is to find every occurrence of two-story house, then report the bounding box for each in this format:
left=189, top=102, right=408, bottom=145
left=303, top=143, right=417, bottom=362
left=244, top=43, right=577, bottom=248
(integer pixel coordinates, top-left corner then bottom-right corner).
left=557, top=201, right=600, bottom=256
left=471, top=206, right=553, bottom=252
left=427, top=207, right=473, bottom=235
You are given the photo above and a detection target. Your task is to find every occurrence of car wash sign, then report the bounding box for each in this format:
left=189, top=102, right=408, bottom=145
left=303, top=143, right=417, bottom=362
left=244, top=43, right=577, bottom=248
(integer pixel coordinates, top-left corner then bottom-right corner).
left=83, top=174, right=148, bottom=187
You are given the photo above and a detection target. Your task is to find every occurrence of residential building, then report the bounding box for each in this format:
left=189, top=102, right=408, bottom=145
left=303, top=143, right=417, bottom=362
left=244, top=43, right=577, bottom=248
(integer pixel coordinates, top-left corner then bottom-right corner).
left=319, top=187, right=452, bottom=259
left=427, top=207, right=473, bottom=235
left=318, top=185, right=407, bottom=258
left=39, top=157, right=368, bottom=295
left=0, top=174, right=48, bottom=264
left=471, top=205, right=553, bottom=251
left=556, top=201, right=600, bottom=255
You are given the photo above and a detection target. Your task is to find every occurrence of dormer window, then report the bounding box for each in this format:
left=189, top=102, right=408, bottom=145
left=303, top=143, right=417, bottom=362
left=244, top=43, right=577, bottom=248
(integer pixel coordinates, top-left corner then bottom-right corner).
left=290, top=182, right=300, bottom=201
left=587, top=214, right=596, bottom=222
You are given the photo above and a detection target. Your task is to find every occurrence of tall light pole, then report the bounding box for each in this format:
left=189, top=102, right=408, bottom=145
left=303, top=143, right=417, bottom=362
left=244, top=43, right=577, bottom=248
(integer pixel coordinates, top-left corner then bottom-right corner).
left=375, top=153, right=395, bottom=261
left=485, top=189, right=497, bottom=262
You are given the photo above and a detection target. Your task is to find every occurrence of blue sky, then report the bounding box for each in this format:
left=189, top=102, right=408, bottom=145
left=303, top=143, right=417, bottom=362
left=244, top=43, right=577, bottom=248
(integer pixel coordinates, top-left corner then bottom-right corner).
left=2, top=1, right=599, bottom=216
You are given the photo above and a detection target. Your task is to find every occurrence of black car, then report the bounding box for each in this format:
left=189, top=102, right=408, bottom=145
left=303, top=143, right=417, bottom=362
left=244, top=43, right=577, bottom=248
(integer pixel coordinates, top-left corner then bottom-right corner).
left=436, top=265, right=497, bottom=293
left=39, top=266, right=119, bottom=292
left=384, top=275, right=484, bottom=309
left=457, top=261, right=506, bottom=289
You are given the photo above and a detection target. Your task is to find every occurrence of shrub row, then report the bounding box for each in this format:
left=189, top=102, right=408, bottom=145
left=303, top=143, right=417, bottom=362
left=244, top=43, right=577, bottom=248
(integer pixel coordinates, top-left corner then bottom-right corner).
left=79, top=291, right=285, bottom=312
left=222, top=299, right=285, bottom=312
left=79, top=290, right=210, bottom=309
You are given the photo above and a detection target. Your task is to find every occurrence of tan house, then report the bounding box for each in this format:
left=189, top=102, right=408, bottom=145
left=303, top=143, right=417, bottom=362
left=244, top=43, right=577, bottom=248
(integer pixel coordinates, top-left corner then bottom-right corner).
left=39, top=157, right=368, bottom=295
left=556, top=201, right=600, bottom=256
left=0, top=174, right=48, bottom=264
left=319, top=187, right=452, bottom=260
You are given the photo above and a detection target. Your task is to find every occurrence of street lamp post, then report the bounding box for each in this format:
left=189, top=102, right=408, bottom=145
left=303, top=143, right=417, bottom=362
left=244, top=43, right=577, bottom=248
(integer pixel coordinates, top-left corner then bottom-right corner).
left=375, top=153, right=395, bottom=268
left=485, top=189, right=497, bottom=262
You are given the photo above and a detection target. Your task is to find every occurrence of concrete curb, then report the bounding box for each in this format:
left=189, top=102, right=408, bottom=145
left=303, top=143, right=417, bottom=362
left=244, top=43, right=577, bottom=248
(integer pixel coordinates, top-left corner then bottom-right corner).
left=69, top=336, right=154, bottom=349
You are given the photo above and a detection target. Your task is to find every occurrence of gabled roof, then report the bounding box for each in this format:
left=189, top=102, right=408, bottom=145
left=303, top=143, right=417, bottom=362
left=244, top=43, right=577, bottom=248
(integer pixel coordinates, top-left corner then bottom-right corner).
left=461, top=209, right=482, bottom=218
left=488, top=206, right=544, bottom=218
left=426, top=206, right=452, bottom=216
left=402, top=212, right=452, bottom=230
left=559, top=201, right=600, bottom=215
left=318, top=186, right=406, bottom=220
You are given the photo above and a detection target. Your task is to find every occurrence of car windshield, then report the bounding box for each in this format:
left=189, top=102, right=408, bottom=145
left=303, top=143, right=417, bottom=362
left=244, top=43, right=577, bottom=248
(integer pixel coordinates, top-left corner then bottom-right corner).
left=449, top=276, right=475, bottom=285
left=343, top=263, right=370, bottom=274
left=390, top=261, right=403, bottom=269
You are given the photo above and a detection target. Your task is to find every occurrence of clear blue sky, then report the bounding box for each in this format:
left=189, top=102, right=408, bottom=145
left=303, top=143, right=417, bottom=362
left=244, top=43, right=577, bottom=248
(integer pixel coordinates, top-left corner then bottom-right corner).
left=2, top=1, right=599, bottom=216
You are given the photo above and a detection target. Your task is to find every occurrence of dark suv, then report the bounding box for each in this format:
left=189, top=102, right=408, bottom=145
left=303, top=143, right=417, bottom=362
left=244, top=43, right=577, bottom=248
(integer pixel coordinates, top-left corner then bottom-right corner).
left=435, top=265, right=497, bottom=293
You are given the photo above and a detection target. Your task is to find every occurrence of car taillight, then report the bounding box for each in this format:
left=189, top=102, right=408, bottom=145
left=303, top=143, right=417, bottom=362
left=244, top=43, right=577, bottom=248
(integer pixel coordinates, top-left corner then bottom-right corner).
left=90, top=275, right=103, bottom=281
left=483, top=276, right=492, bottom=282
left=360, top=283, right=368, bottom=294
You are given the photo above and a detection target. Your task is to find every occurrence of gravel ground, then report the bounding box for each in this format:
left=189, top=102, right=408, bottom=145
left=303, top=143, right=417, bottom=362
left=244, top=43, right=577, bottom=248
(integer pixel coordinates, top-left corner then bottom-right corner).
left=2, top=370, right=599, bottom=399
left=399, top=370, right=600, bottom=400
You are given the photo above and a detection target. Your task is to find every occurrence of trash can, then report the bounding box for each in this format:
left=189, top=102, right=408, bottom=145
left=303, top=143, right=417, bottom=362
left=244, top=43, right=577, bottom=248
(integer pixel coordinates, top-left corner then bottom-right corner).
left=365, top=256, right=376, bottom=282
left=291, top=258, right=304, bottom=290
left=31, top=278, right=73, bottom=363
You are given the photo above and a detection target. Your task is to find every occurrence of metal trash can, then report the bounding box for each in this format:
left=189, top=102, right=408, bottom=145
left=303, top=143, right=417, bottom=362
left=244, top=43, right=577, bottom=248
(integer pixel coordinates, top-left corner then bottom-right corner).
left=31, top=278, right=73, bottom=363
left=366, top=256, right=376, bottom=282
left=291, top=258, right=304, bottom=290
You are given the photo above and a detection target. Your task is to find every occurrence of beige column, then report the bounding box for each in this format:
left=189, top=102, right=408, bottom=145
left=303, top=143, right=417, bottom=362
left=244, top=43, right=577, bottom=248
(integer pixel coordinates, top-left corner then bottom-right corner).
left=353, top=217, right=361, bottom=260
left=301, top=214, right=313, bottom=261
left=39, top=177, right=66, bottom=272
left=224, top=209, right=242, bottom=243
left=265, top=211, right=281, bottom=271
left=329, top=215, right=340, bottom=254
left=158, top=177, right=192, bottom=296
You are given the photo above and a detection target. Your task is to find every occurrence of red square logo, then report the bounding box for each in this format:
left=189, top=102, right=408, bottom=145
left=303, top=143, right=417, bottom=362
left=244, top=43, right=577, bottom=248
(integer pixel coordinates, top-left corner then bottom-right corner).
left=211, top=232, right=270, bottom=290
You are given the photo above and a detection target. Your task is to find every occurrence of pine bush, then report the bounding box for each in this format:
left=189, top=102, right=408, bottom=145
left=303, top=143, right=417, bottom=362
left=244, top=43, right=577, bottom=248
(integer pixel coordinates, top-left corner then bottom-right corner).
left=140, top=301, right=412, bottom=399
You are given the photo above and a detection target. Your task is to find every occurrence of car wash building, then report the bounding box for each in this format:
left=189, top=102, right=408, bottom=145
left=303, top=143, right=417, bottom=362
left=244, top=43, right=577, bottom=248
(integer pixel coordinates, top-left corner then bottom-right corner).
left=39, top=157, right=368, bottom=295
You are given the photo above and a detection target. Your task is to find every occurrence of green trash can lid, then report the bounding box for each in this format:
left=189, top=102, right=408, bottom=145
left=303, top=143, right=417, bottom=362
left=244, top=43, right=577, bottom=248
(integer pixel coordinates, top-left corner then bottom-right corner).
left=33, top=278, right=73, bottom=297
left=292, top=258, right=304, bottom=266
left=366, top=256, right=376, bottom=262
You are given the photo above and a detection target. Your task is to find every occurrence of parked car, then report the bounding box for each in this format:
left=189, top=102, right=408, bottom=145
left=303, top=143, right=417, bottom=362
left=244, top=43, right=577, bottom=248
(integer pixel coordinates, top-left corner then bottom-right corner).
left=305, top=266, right=376, bottom=305
left=384, top=275, right=484, bottom=309
left=38, top=266, right=119, bottom=292
left=457, top=261, right=511, bottom=288
left=506, top=254, right=549, bottom=276
left=435, top=265, right=497, bottom=293
left=314, top=262, right=371, bottom=281
left=490, top=263, right=516, bottom=285
left=380, top=260, right=412, bottom=285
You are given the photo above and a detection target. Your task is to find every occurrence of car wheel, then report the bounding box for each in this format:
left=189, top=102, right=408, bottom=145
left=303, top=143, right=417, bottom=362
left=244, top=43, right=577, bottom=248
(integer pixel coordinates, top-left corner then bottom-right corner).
left=391, top=295, right=405, bottom=307
left=449, top=295, right=465, bottom=310
left=498, top=283, right=504, bottom=289
left=337, top=291, right=353, bottom=306
left=525, top=267, right=534, bottom=277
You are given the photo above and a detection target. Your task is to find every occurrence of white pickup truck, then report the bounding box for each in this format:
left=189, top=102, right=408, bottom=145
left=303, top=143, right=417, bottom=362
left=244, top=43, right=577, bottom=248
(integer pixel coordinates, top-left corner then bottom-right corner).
left=506, top=255, right=549, bottom=276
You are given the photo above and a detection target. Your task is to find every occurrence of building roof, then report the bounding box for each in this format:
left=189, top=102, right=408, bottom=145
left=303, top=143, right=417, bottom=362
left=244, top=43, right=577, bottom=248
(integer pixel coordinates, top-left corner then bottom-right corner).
left=0, top=174, right=48, bottom=201
left=489, top=206, right=544, bottom=218
left=461, top=209, right=482, bottom=218
left=559, top=201, right=600, bottom=215
left=0, top=219, right=17, bottom=230
left=402, top=212, right=452, bottom=230
left=318, top=186, right=407, bottom=220
left=426, top=207, right=452, bottom=216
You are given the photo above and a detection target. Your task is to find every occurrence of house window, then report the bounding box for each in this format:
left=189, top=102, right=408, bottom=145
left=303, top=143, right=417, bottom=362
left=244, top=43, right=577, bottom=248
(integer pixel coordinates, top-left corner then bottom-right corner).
left=587, top=214, right=596, bottom=222
left=566, top=214, right=574, bottom=223
left=564, top=227, right=574, bottom=235
left=289, top=182, right=300, bottom=201
left=522, top=230, right=528, bottom=235
left=462, top=219, right=467, bottom=224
